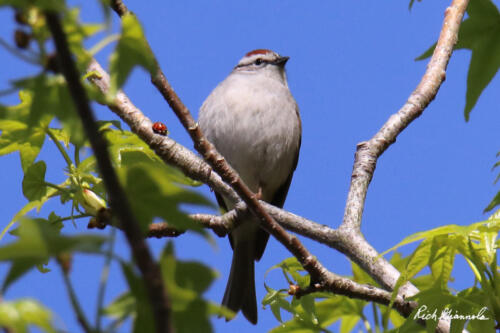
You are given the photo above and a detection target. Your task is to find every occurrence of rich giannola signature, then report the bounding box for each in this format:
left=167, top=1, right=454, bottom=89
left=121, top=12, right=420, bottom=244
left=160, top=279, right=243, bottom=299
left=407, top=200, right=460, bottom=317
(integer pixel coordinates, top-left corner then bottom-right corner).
left=414, top=305, right=490, bottom=321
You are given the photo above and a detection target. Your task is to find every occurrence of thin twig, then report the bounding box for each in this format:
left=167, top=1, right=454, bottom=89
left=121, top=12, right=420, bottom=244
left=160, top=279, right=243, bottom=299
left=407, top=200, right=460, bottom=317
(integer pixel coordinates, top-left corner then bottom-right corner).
left=0, top=37, right=39, bottom=64
left=57, top=255, right=93, bottom=333
left=46, top=128, right=73, bottom=168
left=87, top=209, right=239, bottom=238
left=95, top=228, right=116, bottom=331
left=44, top=12, right=173, bottom=333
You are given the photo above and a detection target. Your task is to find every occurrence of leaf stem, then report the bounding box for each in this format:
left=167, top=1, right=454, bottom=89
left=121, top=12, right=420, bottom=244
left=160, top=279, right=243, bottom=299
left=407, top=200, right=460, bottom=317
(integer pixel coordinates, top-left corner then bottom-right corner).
left=74, top=145, right=81, bottom=166
left=46, top=128, right=73, bottom=168
left=59, top=260, right=94, bottom=333
left=96, top=228, right=116, bottom=331
left=44, top=181, right=71, bottom=194
left=89, top=33, right=120, bottom=56
left=52, top=214, right=89, bottom=224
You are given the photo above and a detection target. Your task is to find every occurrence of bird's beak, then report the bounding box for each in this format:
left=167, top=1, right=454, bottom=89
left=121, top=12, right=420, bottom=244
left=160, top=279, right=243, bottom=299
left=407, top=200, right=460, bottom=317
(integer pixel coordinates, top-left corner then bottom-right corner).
left=274, top=56, right=289, bottom=67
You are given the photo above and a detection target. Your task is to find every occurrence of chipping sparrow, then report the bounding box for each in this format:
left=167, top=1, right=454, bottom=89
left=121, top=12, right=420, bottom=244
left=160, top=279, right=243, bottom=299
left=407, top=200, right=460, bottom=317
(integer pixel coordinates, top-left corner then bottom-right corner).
left=198, top=49, right=302, bottom=324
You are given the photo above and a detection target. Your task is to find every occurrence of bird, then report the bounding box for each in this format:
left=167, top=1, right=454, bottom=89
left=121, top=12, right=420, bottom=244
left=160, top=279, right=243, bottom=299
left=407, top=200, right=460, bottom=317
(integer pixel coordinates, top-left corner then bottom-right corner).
left=198, top=49, right=302, bottom=324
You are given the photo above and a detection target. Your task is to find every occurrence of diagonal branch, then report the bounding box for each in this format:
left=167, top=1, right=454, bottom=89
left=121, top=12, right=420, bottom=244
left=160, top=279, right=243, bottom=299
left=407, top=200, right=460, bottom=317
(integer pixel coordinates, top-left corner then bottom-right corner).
left=340, top=0, right=470, bottom=233
left=44, top=12, right=173, bottom=333
left=337, top=1, right=469, bottom=331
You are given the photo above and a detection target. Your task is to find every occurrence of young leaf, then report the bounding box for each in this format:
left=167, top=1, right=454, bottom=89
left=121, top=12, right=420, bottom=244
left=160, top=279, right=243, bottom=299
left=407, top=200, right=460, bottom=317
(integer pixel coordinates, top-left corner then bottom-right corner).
left=22, top=161, right=48, bottom=201
left=109, top=13, right=157, bottom=95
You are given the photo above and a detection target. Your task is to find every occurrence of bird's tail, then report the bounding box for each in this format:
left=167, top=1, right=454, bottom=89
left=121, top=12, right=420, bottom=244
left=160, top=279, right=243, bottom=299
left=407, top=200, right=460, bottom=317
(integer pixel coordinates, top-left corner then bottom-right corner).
left=222, top=240, right=257, bottom=324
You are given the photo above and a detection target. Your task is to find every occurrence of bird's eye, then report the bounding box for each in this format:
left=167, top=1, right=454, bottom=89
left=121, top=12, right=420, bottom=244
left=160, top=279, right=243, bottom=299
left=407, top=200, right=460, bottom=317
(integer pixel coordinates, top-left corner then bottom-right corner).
left=254, top=58, right=263, bottom=65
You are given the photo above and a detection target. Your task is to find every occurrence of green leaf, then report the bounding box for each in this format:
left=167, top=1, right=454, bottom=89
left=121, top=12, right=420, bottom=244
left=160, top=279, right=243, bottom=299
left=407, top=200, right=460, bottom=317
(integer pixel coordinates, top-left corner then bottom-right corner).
left=0, top=299, right=56, bottom=333
left=14, top=75, right=85, bottom=146
left=0, top=218, right=105, bottom=291
left=0, top=188, right=58, bottom=242
left=22, top=161, right=48, bottom=201
left=484, top=191, right=500, bottom=213
left=48, top=128, right=71, bottom=148
left=175, top=261, right=217, bottom=295
left=415, top=42, right=435, bottom=61
left=103, top=292, right=135, bottom=319
left=0, top=91, right=48, bottom=171
left=462, top=29, right=500, bottom=120
left=63, top=8, right=103, bottom=58
left=173, top=299, right=212, bottom=333
left=103, top=129, right=201, bottom=186
left=109, top=13, right=157, bottom=95
left=416, top=0, right=500, bottom=120
left=108, top=243, right=218, bottom=332
left=268, top=257, right=310, bottom=288
left=381, top=220, right=500, bottom=256
left=270, top=296, right=358, bottom=333
left=3, top=259, right=41, bottom=295
left=339, top=315, right=360, bottom=333
left=119, top=262, right=155, bottom=333
left=121, top=163, right=211, bottom=235
left=161, top=242, right=217, bottom=332
left=300, top=294, right=318, bottom=325
left=351, top=261, right=377, bottom=285
left=429, top=236, right=456, bottom=289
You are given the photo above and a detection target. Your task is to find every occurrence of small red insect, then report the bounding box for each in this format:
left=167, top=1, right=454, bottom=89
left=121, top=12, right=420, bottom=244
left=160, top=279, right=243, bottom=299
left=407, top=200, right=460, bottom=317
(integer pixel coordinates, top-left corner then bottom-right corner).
left=152, top=121, right=168, bottom=136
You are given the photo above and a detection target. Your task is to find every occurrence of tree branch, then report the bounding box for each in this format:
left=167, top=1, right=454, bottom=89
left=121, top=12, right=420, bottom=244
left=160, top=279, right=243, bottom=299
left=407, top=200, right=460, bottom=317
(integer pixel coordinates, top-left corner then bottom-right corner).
left=87, top=208, right=240, bottom=238
left=296, top=279, right=417, bottom=319
left=45, top=12, right=173, bottom=333
left=86, top=0, right=469, bottom=329
left=338, top=1, right=469, bottom=331
left=340, top=0, right=470, bottom=233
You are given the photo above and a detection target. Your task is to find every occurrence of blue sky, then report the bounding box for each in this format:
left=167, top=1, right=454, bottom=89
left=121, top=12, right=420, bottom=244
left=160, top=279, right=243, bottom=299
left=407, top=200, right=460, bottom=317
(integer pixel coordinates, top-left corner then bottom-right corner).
left=1, top=0, right=499, bottom=332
